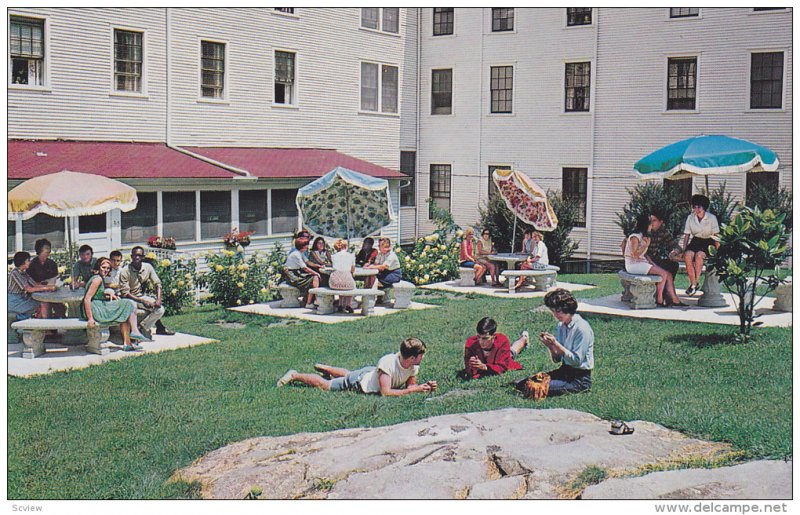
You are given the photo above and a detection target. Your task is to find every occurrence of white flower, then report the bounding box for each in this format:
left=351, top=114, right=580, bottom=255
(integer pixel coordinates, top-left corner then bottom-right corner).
left=171, top=288, right=177, bottom=295
left=237, top=282, right=245, bottom=288
left=236, top=299, right=242, bottom=305
left=456, top=230, right=464, bottom=237
left=185, top=273, right=193, bottom=279
left=405, top=256, right=411, bottom=262
left=57, top=266, right=66, bottom=274
left=177, top=280, right=184, bottom=287
left=249, top=300, right=255, bottom=304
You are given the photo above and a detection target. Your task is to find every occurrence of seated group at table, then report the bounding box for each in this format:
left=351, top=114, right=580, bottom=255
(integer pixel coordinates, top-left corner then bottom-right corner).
left=7, top=240, right=175, bottom=351
left=278, top=288, right=593, bottom=400
left=459, top=227, right=551, bottom=289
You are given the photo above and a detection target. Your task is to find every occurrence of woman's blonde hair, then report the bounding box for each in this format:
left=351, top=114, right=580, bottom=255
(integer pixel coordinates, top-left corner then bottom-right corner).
left=464, top=227, right=475, bottom=236
left=333, top=239, right=348, bottom=252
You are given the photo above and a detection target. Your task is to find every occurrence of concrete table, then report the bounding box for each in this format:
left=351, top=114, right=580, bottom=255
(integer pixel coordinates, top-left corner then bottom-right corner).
left=32, top=287, right=87, bottom=344
left=321, top=267, right=379, bottom=279
left=487, top=253, right=529, bottom=272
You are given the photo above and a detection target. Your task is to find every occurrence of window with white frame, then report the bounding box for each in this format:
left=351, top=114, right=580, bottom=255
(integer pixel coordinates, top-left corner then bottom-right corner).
left=22, top=214, right=64, bottom=251
left=361, top=8, right=399, bottom=33
left=492, top=8, right=514, bottom=32
left=490, top=65, right=513, bottom=114
left=114, top=29, right=143, bottom=93
left=200, top=191, right=231, bottom=240
left=121, top=192, right=157, bottom=244
left=239, top=190, right=269, bottom=235
left=200, top=40, right=225, bottom=99
left=8, top=222, right=16, bottom=252
left=431, top=68, right=452, bottom=115
left=429, top=164, right=451, bottom=217
left=669, top=8, right=699, bottom=18
left=361, top=62, right=398, bottom=113
left=750, top=51, right=783, bottom=109
left=274, top=50, right=296, bottom=105
left=565, top=62, right=591, bottom=112
left=10, top=16, right=45, bottom=86
left=273, top=8, right=295, bottom=14
left=562, top=167, right=587, bottom=227
left=667, top=57, right=697, bottom=110
left=79, top=214, right=106, bottom=234
left=566, top=8, right=592, bottom=26
left=433, top=8, right=454, bottom=36
left=271, top=189, right=299, bottom=234
left=163, top=191, right=196, bottom=241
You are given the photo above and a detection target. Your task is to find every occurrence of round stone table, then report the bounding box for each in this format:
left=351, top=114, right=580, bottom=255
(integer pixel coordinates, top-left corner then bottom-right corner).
left=32, top=287, right=87, bottom=344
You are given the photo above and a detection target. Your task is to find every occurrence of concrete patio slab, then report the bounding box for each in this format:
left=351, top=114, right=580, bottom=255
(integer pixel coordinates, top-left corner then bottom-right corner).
left=579, top=289, right=791, bottom=328
left=229, top=299, right=438, bottom=324
left=420, top=280, right=595, bottom=298
left=8, top=332, right=218, bottom=377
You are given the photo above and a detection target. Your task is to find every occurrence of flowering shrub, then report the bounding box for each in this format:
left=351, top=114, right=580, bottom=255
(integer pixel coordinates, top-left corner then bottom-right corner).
left=148, top=235, right=177, bottom=250
left=149, top=256, right=198, bottom=315
left=223, top=228, right=253, bottom=248
left=396, top=232, right=460, bottom=285
left=203, top=243, right=286, bottom=307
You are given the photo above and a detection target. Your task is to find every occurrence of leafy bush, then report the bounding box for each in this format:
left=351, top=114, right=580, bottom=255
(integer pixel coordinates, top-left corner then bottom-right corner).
left=707, top=207, right=791, bottom=339
left=699, top=182, right=739, bottom=228
left=396, top=233, right=460, bottom=285
left=150, top=256, right=198, bottom=315
left=746, top=183, right=793, bottom=232
left=615, top=181, right=689, bottom=240
left=204, top=244, right=287, bottom=307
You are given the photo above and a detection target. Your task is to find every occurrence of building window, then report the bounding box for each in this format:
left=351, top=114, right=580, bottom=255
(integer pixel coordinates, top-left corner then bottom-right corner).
left=22, top=214, right=63, bottom=251
left=400, top=151, right=416, bottom=207
left=121, top=191, right=156, bottom=244
left=750, top=52, right=783, bottom=109
left=565, top=62, right=591, bottom=112
left=492, top=8, right=514, bottom=32
left=8, top=222, right=17, bottom=252
left=113, top=29, right=143, bottom=92
left=433, top=8, right=454, bottom=36
left=488, top=165, right=509, bottom=202
left=79, top=214, right=106, bottom=234
left=271, top=189, right=299, bottom=234
left=752, top=7, right=786, bottom=11
left=274, top=50, right=296, bottom=105
left=669, top=8, right=699, bottom=18
left=239, top=190, right=268, bottom=236
left=562, top=168, right=587, bottom=228
left=490, top=65, right=513, bottom=114
left=10, top=16, right=45, bottom=86
left=163, top=191, right=196, bottom=242
left=429, top=164, right=451, bottom=217
left=431, top=69, right=452, bottom=115
left=200, top=191, right=231, bottom=240
left=746, top=172, right=780, bottom=205
left=273, top=8, right=294, bottom=14
left=361, top=62, right=398, bottom=113
left=567, top=8, right=592, bottom=26
left=667, top=57, right=697, bottom=110
left=361, top=8, right=399, bottom=33
left=201, top=40, right=225, bottom=99
left=663, top=178, right=693, bottom=205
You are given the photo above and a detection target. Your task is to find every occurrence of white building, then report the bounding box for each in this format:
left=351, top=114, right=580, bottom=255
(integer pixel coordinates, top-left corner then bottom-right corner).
left=7, top=7, right=793, bottom=259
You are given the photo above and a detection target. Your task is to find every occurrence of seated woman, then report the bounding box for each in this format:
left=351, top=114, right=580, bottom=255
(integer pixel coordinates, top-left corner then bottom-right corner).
left=283, top=237, right=321, bottom=309
left=307, top=236, right=332, bottom=287
left=464, top=317, right=527, bottom=379
left=355, top=237, right=378, bottom=267
left=681, top=194, right=720, bottom=296
left=364, top=238, right=402, bottom=296
left=459, top=227, right=486, bottom=284
left=27, top=238, right=66, bottom=318
left=476, top=229, right=501, bottom=287
left=8, top=251, right=57, bottom=321
left=625, top=214, right=681, bottom=307
left=82, top=257, right=148, bottom=352
left=329, top=239, right=356, bottom=313
left=515, top=231, right=550, bottom=291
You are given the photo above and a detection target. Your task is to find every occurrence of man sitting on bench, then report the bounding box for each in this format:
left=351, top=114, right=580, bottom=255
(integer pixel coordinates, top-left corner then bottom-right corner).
left=515, top=231, right=549, bottom=291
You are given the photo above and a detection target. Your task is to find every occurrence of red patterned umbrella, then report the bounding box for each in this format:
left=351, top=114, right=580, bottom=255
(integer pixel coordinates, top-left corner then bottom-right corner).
left=492, top=168, right=558, bottom=251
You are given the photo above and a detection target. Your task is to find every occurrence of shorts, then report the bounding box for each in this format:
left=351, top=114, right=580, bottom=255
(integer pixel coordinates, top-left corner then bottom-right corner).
left=686, top=237, right=715, bottom=254
left=626, top=262, right=652, bottom=275
left=460, top=261, right=475, bottom=268
left=329, top=366, right=375, bottom=392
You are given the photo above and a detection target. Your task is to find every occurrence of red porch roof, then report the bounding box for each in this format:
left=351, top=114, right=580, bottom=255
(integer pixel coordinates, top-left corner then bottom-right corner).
left=181, top=147, right=406, bottom=179
left=8, top=140, right=236, bottom=180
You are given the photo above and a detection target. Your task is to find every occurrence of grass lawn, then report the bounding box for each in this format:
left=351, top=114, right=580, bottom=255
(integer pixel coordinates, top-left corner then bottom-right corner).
left=7, top=272, right=792, bottom=499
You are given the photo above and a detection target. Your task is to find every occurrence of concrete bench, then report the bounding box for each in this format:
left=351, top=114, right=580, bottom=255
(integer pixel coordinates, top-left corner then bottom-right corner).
left=384, top=280, right=416, bottom=309
left=458, top=267, right=476, bottom=287
left=10, top=318, right=111, bottom=358
left=618, top=270, right=661, bottom=309
left=309, top=287, right=385, bottom=316
left=500, top=267, right=559, bottom=294
left=774, top=278, right=792, bottom=312
left=278, top=283, right=303, bottom=308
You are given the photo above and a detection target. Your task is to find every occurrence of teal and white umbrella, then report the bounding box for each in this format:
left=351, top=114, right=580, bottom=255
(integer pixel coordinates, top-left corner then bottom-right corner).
left=296, top=167, right=395, bottom=239
left=634, top=135, right=779, bottom=181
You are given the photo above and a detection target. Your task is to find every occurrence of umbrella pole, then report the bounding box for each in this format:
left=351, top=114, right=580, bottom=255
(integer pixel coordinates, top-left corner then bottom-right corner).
left=512, top=217, right=517, bottom=254
left=704, top=175, right=709, bottom=193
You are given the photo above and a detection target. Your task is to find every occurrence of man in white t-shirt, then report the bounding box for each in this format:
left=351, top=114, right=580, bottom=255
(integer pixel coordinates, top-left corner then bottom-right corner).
left=277, top=338, right=437, bottom=396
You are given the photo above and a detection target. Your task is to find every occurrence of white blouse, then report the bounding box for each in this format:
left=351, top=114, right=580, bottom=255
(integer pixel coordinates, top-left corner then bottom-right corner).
left=683, top=212, right=720, bottom=240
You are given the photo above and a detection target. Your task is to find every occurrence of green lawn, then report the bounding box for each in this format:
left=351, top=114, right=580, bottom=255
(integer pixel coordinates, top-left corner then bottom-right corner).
left=7, top=272, right=792, bottom=499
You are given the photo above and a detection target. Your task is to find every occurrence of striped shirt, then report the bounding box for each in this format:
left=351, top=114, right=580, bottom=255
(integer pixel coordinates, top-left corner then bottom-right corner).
left=8, top=268, right=36, bottom=295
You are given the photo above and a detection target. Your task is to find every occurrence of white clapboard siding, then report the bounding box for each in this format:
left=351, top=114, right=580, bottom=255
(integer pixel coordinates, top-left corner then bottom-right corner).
left=400, top=8, right=419, bottom=150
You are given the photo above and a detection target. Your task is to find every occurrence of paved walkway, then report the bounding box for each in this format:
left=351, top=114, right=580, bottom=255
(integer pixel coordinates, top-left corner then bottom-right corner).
left=579, top=289, right=791, bottom=328
left=230, top=299, right=437, bottom=324
left=8, top=332, right=217, bottom=377
left=420, top=280, right=595, bottom=298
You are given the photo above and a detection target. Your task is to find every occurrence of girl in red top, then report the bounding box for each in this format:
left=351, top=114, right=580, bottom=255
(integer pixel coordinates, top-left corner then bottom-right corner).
left=464, top=317, right=528, bottom=379
left=459, top=227, right=486, bottom=284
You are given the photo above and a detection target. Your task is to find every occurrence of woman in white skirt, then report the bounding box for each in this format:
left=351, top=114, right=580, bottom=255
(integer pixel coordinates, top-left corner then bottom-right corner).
left=329, top=239, right=356, bottom=313
left=625, top=214, right=681, bottom=307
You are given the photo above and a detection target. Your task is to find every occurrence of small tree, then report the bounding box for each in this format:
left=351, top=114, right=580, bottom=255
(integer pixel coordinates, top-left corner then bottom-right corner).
left=746, top=183, right=793, bottom=232
left=706, top=207, right=791, bottom=341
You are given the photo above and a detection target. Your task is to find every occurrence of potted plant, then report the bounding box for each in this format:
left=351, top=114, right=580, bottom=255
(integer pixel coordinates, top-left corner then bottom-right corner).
left=224, top=228, right=254, bottom=249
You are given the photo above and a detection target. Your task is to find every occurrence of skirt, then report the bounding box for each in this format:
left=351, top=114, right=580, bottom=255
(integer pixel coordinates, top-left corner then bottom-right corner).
left=686, top=237, right=715, bottom=254
left=84, top=298, right=136, bottom=324
left=625, top=261, right=652, bottom=275
left=284, top=269, right=316, bottom=295
left=329, top=270, right=356, bottom=290
left=8, top=293, right=38, bottom=317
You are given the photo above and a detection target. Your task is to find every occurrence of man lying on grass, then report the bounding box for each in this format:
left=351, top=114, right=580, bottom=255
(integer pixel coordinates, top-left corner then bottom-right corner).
left=277, top=337, right=437, bottom=396
left=463, top=317, right=527, bottom=379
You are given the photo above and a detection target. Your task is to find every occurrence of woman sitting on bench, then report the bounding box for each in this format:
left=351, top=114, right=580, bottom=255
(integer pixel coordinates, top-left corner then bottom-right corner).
left=624, top=214, right=681, bottom=307
left=329, top=239, right=356, bottom=313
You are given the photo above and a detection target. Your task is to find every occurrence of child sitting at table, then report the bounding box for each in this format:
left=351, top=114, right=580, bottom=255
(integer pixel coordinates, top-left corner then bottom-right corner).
left=464, top=317, right=527, bottom=379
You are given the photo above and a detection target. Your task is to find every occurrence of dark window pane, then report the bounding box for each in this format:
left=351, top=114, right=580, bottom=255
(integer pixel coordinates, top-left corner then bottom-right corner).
left=121, top=191, right=157, bottom=244
left=114, top=29, right=143, bottom=92
left=565, top=62, right=591, bottom=112
left=383, top=8, right=399, bottom=33
left=201, top=41, right=225, bottom=98
left=567, top=8, right=592, bottom=26
left=10, top=16, right=44, bottom=86
left=490, top=66, right=513, bottom=113
left=562, top=168, right=587, bottom=227
left=275, top=50, right=295, bottom=104
left=429, top=164, right=451, bottom=217
left=400, top=151, right=416, bottom=207
left=361, top=8, right=379, bottom=29
left=433, top=8, right=454, bottom=36
left=382, top=65, right=398, bottom=113
left=431, top=69, right=453, bottom=114
left=361, top=62, right=379, bottom=111
left=9, top=222, right=17, bottom=252
left=201, top=191, right=231, bottom=240
left=746, top=172, right=780, bottom=204
left=79, top=214, right=106, bottom=234
left=239, top=190, right=269, bottom=235
left=274, top=8, right=294, bottom=14
left=272, top=189, right=298, bottom=234
left=667, top=57, right=697, bottom=110
left=669, top=8, right=699, bottom=17
left=750, top=52, right=783, bottom=109
left=163, top=191, right=196, bottom=242
left=492, top=8, right=514, bottom=32
left=663, top=178, right=693, bottom=205
left=22, top=214, right=64, bottom=251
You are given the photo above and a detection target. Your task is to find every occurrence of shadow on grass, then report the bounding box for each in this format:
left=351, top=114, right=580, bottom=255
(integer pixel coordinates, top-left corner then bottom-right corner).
left=664, top=332, right=736, bottom=349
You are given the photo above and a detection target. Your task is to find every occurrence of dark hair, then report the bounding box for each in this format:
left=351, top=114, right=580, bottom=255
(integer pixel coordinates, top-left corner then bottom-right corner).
left=524, top=229, right=532, bottom=236
left=691, top=194, right=710, bottom=210
left=476, top=317, right=497, bottom=336
left=294, top=237, right=310, bottom=251
left=110, top=250, right=123, bottom=259
left=650, top=210, right=668, bottom=223
left=13, top=251, right=31, bottom=267
left=93, top=257, right=112, bottom=273
left=78, top=244, right=93, bottom=255
left=634, top=213, right=651, bottom=235
left=131, top=246, right=144, bottom=255
left=544, top=288, right=578, bottom=315
left=295, top=229, right=311, bottom=240
left=34, top=238, right=51, bottom=255
left=362, top=237, right=374, bottom=249
left=399, top=337, right=427, bottom=358
left=312, top=236, right=326, bottom=251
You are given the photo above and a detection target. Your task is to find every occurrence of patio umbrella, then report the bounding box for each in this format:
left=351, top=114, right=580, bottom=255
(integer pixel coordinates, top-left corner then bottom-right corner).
left=633, top=135, right=779, bottom=189
left=492, top=168, right=558, bottom=252
left=295, top=166, right=395, bottom=239
left=8, top=169, right=138, bottom=254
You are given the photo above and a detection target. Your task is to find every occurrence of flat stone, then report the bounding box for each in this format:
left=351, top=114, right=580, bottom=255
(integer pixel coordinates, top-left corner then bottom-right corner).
left=173, top=408, right=780, bottom=500
left=583, top=460, right=792, bottom=500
